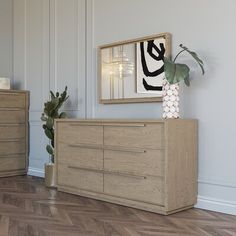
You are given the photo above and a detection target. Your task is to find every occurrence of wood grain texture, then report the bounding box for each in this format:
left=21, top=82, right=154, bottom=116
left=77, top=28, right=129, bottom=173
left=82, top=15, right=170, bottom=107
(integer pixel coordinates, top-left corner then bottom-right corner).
left=58, top=163, right=104, bottom=193
left=55, top=119, right=197, bottom=215
left=58, top=143, right=103, bottom=169
left=0, top=90, right=29, bottom=177
left=0, top=156, right=26, bottom=172
left=0, top=176, right=236, bottom=236
left=104, top=124, right=165, bottom=149
left=0, top=125, right=26, bottom=140
left=104, top=174, right=164, bottom=205
left=58, top=123, right=103, bottom=145
left=165, top=119, right=198, bottom=212
left=104, top=149, right=165, bottom=177
left=0, top=91, right=26, bottom=108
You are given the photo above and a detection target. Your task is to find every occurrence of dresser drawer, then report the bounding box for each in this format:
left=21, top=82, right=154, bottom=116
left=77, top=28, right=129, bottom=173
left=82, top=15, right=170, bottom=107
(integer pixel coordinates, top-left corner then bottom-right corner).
left=0, top=110, right=25, bottom=124
left=0, top=125, right=25, bottom=140
left=104, top=124, right=164, bottom=149
left=57, top=123, right=103, bottom=145
left=0, top=156, right=26, bottom=172
left=0, top=140, right=26, bottom=156
left=57, top=143, right=103, bottom=169
left=104, top=149, right=164, bottom=177
left=104, top=174, right=164, bottom=205
left=57, top=163, right=103, bottom=193
left=0, top=93, right=25, bottom=108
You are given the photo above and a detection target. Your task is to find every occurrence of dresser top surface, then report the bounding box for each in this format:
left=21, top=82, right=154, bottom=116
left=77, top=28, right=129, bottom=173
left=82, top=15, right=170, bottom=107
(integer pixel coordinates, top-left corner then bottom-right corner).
left=55, top=118, right=197, bottom=124
left=0, top=89, right=29, bottom=94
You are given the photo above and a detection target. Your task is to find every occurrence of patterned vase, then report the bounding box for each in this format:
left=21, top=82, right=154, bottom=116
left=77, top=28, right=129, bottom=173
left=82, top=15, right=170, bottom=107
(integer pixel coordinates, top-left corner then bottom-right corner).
left=162, top=79, right=180, bottom=119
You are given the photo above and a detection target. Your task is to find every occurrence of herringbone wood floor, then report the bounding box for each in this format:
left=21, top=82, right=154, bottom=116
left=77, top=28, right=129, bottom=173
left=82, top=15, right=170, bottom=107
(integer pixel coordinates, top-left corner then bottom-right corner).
left=0, top=176, right=235, bottom=236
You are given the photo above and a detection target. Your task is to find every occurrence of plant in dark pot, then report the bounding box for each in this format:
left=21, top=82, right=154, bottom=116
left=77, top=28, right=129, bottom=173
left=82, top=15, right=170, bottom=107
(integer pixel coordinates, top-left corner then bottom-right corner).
left=163, top=44, right=205, bottom=118
left=41, top=86, right=69, bottom=187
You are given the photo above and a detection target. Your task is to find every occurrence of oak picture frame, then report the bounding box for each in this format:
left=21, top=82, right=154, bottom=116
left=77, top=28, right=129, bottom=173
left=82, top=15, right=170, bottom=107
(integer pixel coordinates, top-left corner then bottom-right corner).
left=98, top=32, right=171, bottom=104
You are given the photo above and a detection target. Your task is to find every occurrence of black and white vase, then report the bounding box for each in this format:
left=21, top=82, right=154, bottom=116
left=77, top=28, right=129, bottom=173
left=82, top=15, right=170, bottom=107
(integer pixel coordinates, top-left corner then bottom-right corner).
left=162, top=79, right=180, bottom=119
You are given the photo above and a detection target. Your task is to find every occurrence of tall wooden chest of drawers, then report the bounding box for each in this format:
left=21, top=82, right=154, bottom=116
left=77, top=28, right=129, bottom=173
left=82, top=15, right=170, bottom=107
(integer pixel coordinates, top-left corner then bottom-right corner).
left=0, top=90, right=29, bottom=177
left=55, top=119, right=197, bottom=215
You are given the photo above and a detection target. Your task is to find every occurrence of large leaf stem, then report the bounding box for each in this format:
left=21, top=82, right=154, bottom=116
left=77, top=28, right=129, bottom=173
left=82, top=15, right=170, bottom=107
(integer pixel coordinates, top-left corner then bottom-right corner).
left=173, top=49, right=186, bottom=62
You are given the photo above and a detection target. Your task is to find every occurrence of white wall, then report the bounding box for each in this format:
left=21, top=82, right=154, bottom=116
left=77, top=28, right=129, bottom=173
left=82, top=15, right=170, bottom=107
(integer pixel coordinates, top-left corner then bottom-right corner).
left=1, top=0, right=235, bottom=215
left=86, top=0, right=236, bottom=215
left=0, top=0, right=13, bottom=78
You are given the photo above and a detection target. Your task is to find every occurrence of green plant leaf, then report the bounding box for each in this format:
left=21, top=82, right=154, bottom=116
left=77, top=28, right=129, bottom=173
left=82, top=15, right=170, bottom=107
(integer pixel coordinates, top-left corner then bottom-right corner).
left=46, top=145, right=54, bottom=155
left=179, top=44, right=205, bottom=75
left=59, top=112, right=67, bottom=118
left=184, top=77, right=190, bottom=87
left=46, top=117, right=53, bottom=129
left=50, top=91, right=55, bottom=100
left=164, top=57, right=190, bottom=85
left=45, top=129, right=53, bottom=140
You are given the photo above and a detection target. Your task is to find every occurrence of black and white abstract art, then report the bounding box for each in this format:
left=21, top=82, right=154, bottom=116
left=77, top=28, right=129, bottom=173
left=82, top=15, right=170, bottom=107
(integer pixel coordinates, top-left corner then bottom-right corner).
left=136, top=37, right=166, bottom=95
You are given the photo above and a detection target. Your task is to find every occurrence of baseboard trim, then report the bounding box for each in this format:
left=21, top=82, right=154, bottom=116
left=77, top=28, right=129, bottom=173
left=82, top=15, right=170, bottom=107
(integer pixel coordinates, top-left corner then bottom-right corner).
left=27, top=167, right=44, bottom=178
left=196, top=195, right=236, bottom=215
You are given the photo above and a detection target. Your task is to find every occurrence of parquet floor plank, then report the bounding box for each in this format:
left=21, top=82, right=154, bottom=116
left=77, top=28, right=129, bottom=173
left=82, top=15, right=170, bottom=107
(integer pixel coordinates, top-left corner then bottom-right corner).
left=0, top=176, right=235, bottom=236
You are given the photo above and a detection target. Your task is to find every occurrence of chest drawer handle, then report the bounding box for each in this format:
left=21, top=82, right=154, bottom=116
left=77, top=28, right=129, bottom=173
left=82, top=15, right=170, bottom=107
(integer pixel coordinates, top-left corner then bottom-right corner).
left=67, top=165, right=146, bottom=179
left=104, top=146, right=146, bottom=153
left=68, top=144, right=103, bottom=150
left=103, top=123, right=146, bottom=127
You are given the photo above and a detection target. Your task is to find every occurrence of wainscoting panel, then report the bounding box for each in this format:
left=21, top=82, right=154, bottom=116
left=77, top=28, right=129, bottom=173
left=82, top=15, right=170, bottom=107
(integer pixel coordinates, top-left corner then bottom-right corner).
left=49, top=0, right=86, bottom=117
left=13, top=0, right=86, bottom=173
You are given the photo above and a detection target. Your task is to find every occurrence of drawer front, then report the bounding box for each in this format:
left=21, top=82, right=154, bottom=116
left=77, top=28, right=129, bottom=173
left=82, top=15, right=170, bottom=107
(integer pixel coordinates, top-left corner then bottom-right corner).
left=0, top=156, right=26, bottom=172
left=57, top=163, right=103, bottom=193
left=0, top=93, right=25, bottom=108
left=58, top=123, right=103, bottom=145
left=104, top=124, right=164, bottom=149
left=0, top=110, right=26, bottom=124
left=0, top=125, right=25, bottom=140
left=0, top=140, right=26, bottom=156
left=104, top=149, right=164, bottom=177
left=104, top=174, right=164, bottom=205
left=57, top=143, right=103, bottom=169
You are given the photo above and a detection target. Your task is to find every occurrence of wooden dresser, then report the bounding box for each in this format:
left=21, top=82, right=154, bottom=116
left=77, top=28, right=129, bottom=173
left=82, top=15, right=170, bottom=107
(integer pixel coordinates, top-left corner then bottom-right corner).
left=0, top=90, right=29, bottom=177
left=55, top=119, right=197, bottom=215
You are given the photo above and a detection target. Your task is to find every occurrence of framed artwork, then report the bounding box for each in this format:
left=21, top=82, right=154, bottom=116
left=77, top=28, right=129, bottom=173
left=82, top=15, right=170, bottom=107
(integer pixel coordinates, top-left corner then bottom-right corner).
left=98, top=33, right=171, bottom=104
left=136, top=37, right=166, bottom=94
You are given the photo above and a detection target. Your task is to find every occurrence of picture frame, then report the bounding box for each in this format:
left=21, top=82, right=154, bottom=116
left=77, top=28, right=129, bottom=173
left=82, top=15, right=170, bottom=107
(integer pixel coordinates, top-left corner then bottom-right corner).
left=98, top=33, right=171, bottom=104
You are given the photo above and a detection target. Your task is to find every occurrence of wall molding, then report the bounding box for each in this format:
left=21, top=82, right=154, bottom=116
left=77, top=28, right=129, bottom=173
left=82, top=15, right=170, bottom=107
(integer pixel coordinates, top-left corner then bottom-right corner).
left=196, top=195, right=236, bottom=215
left=28, top=167, right=44, bottom=178
left=85, top=0, right=95, bottom=118
left=198, top=179, right=236, bottom=189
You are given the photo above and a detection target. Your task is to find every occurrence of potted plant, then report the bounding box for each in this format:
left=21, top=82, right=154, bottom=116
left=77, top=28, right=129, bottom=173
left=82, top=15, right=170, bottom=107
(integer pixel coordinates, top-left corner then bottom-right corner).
left=163, top=44, right=205, bottom=118
left=41, top=86, right=69, bottom=187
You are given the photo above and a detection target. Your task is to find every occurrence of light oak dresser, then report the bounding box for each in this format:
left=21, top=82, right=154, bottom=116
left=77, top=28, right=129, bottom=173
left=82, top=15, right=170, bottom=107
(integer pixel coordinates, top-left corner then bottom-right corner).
left=0, top=90, right=29, bottom=177
left=55, top=119, right=197, bottom=215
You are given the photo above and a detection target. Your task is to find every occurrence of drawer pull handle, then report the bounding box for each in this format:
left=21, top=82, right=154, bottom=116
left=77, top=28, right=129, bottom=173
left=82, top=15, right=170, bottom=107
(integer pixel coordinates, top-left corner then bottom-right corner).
left=68, top=144, right=146, bottom=153
left=69, top=123, right=102, bottom=127
left=67, top=165, right=146, bottom=179
left=0, top=108, right=24, bottom=111
left=0, top=153, right=26, bottom=158
left=103, top=169, right=146, bottom=179
left=103, top=123, right=146, bottom=127
left=68, top=123, right=145, bottom=127
left=0, top=124, right=25, bottom=127
left=0, top=139, right=23, bottom=142
left=104, top=146, right=146, bottom=153
left=68, top=144, right=103, bottom=150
